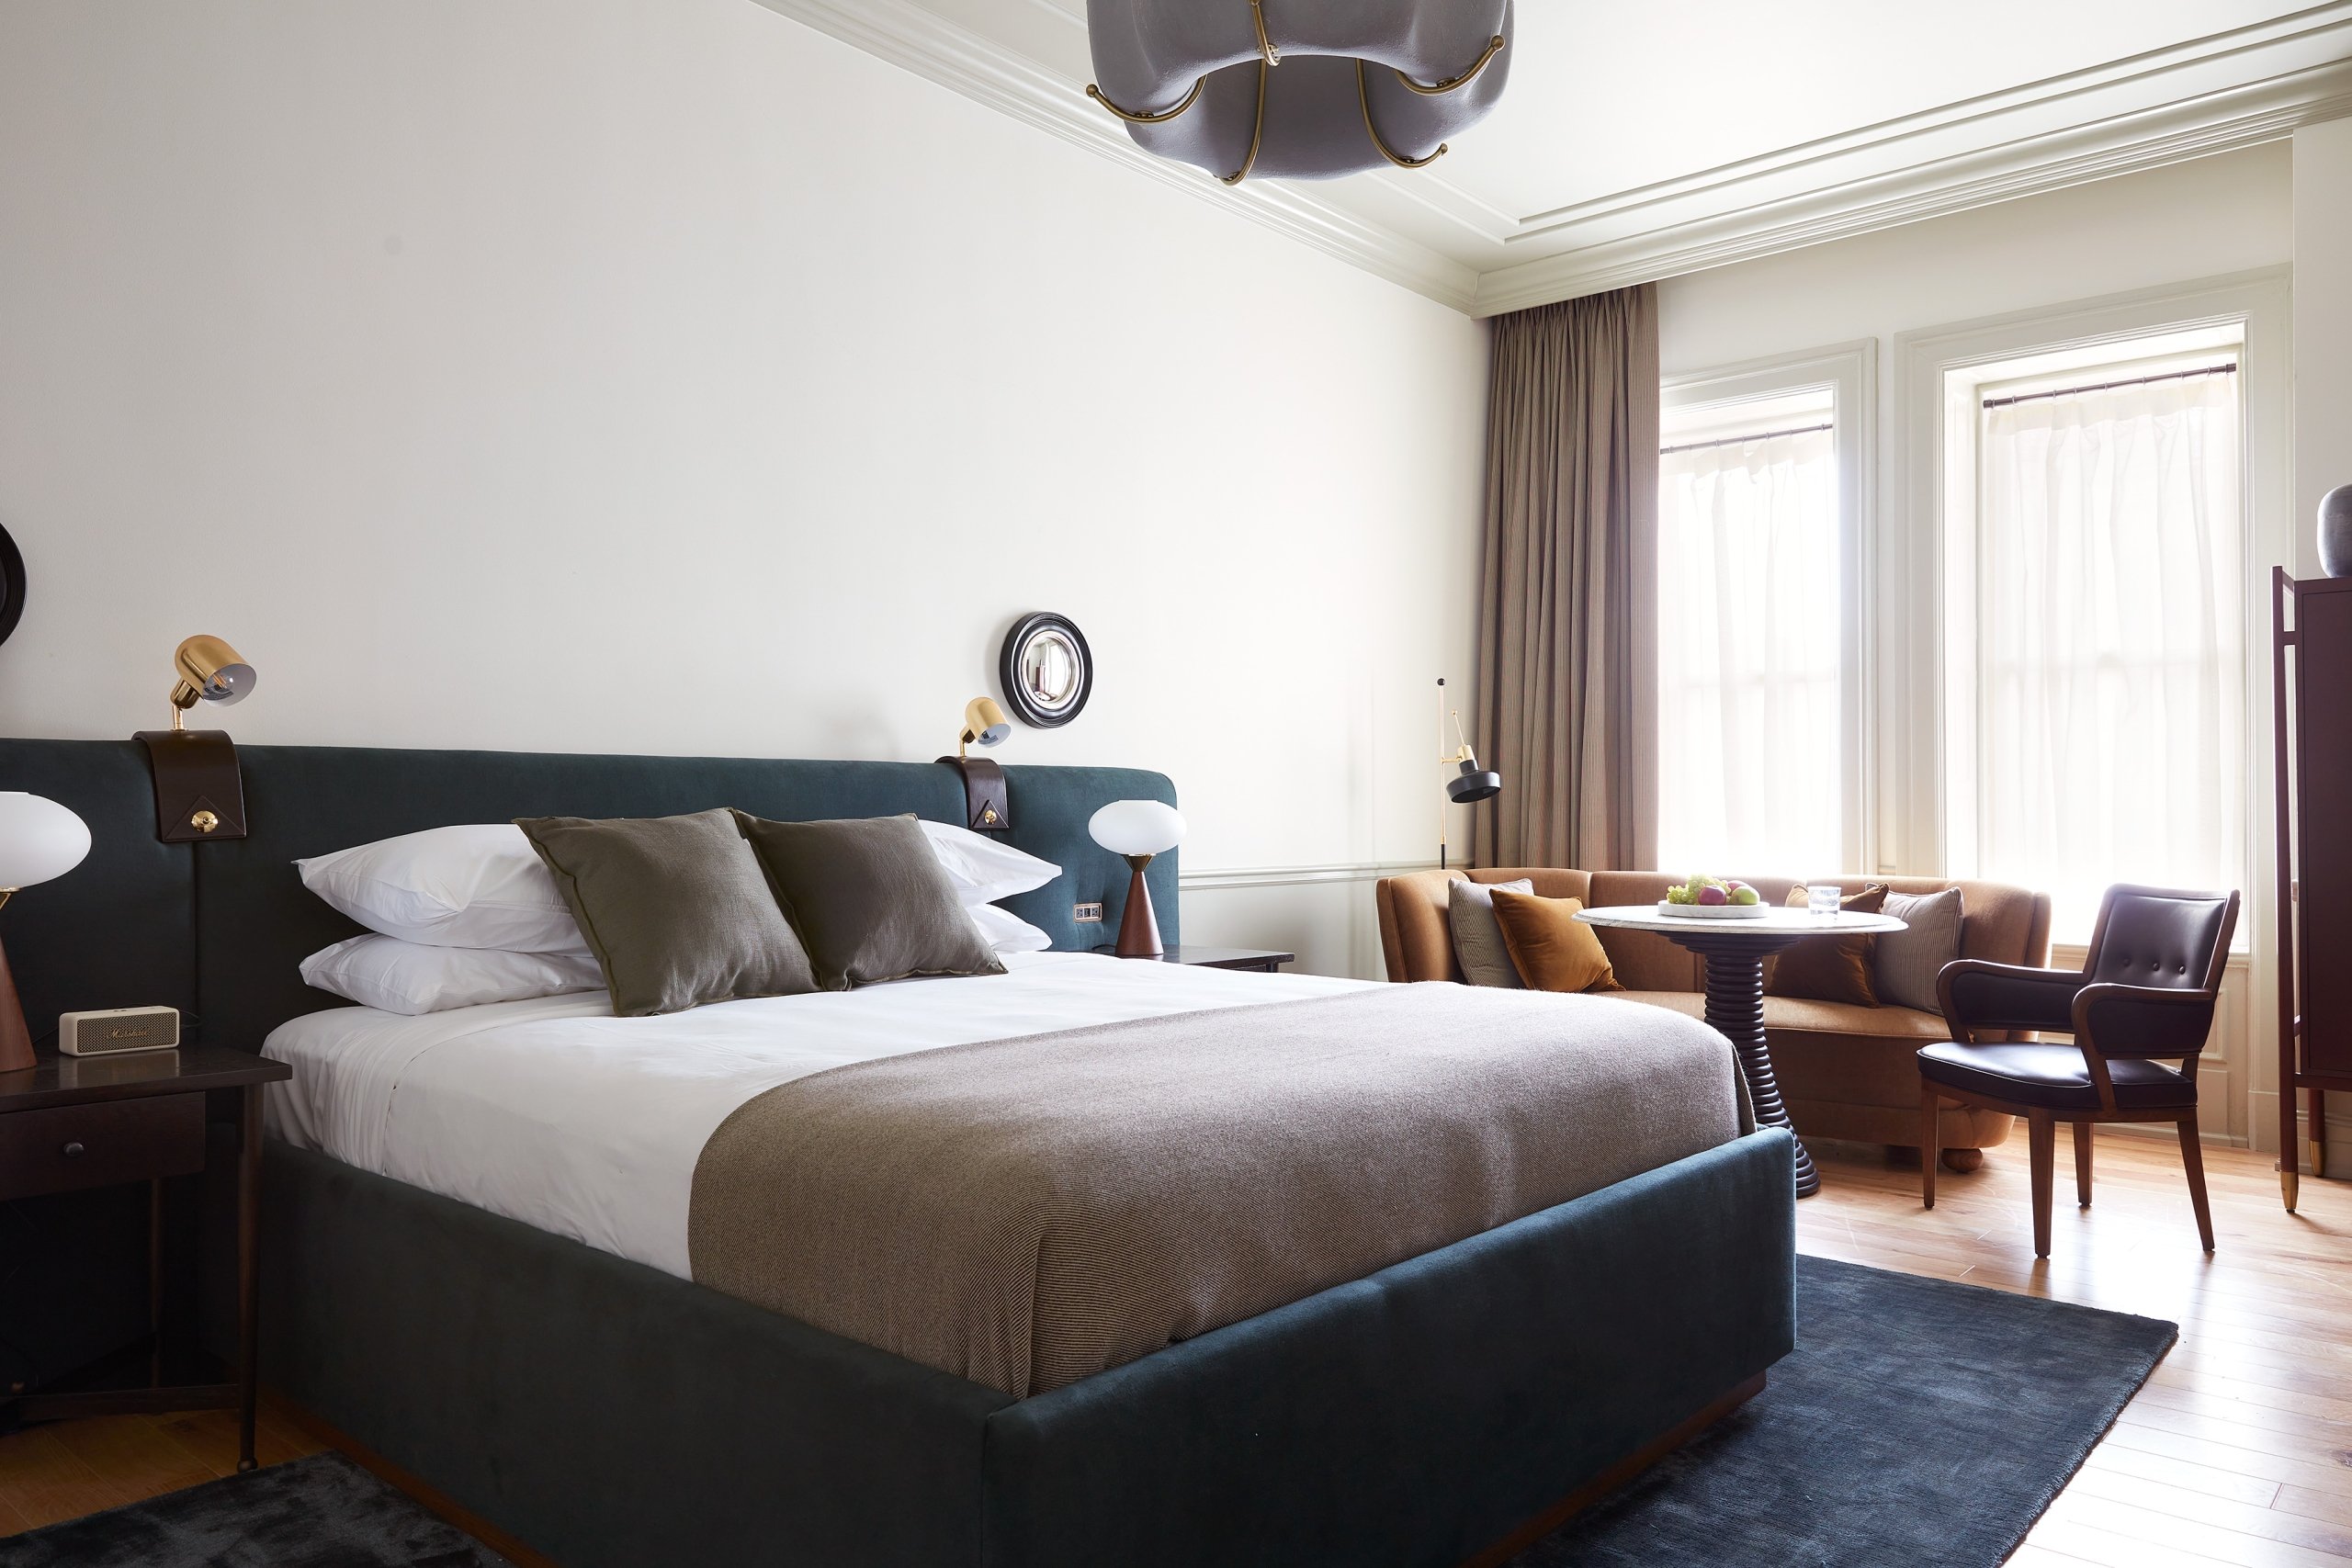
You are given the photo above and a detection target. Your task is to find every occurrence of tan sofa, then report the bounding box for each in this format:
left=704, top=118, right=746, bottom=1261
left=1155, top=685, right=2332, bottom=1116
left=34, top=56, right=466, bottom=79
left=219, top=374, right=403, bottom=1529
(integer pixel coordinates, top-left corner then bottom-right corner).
left=1375, top=870, right=2053, bottom=1169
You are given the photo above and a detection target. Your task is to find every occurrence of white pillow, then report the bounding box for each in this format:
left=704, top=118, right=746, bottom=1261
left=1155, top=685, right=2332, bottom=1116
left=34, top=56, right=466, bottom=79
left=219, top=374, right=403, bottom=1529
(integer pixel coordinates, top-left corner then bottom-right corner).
left=298, top=824, right=588, bottom=953
left=967, top=902, right=1054, bottom=954
left=919, top=819, right=1059, bottom=906
left=300, top=934, right=605, bottom=1016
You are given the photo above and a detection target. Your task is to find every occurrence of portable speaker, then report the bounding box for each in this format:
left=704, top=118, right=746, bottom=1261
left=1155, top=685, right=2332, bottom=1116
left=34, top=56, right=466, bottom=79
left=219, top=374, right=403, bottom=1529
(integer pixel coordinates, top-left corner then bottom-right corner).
left=58, top=1006, right=181, bottom=1056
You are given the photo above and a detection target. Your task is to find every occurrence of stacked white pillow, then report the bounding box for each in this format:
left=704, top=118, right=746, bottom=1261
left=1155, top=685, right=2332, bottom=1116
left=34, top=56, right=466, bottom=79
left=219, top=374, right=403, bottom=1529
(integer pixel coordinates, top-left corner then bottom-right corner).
left=296, top=818, right=1063, bottom=1014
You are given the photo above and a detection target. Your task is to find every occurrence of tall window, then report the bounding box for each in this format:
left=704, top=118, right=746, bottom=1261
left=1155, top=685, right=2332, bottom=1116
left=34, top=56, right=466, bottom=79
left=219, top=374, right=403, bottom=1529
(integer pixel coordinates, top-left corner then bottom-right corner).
left=1968, top=355, right=2245, bottom=942
left=1656, top=392, right=1843, bottom=873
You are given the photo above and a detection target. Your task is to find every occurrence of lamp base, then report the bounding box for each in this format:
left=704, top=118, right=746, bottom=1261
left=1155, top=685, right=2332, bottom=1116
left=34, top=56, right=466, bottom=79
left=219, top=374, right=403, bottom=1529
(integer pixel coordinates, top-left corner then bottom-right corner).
left=1114, top=854, right=1164, bottom=959
left=0, top=932, right=36, bottom=1075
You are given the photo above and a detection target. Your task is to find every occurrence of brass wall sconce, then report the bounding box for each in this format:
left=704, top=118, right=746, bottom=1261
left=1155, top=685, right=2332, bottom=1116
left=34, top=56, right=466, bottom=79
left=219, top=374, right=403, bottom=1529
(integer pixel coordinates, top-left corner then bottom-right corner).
left=134, top=636, right=257, bottom=842
left=938, top=696, right=1013, bottom=833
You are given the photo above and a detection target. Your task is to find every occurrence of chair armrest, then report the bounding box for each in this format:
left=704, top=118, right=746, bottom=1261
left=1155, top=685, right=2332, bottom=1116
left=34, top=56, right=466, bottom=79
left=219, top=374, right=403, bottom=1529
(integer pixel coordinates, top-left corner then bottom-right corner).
left=1937, top=958, right=2081, bottom=1038
left=2072, top=983, right=2217, bottom=1059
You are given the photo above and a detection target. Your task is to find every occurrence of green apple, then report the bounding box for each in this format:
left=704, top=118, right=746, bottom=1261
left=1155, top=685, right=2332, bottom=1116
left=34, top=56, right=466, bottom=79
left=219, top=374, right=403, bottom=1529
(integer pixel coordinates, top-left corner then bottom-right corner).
left=1730, top=885, right=1759, bottom=906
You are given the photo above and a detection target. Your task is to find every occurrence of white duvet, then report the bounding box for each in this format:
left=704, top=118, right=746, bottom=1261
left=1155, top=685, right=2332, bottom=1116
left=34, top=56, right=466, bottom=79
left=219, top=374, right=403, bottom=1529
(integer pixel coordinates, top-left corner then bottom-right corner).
left=264, top=952, right=1368, bottom=1280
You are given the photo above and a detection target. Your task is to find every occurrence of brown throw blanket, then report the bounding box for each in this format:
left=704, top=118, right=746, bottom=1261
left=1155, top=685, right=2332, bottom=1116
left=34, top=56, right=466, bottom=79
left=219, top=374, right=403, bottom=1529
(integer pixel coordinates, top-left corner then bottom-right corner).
left=688, top=984, right=1747, bottom=1398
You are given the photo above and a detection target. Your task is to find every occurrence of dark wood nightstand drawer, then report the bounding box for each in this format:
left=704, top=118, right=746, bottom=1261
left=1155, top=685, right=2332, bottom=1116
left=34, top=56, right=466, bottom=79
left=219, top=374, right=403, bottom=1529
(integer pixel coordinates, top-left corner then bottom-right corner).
left=0, top=1091, right=207, bottom=1199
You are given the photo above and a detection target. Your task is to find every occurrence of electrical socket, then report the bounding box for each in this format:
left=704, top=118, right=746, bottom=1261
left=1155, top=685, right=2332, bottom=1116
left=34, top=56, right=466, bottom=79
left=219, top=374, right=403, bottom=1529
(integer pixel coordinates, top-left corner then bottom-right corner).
left=1073, top=901, right=1104, bottom=924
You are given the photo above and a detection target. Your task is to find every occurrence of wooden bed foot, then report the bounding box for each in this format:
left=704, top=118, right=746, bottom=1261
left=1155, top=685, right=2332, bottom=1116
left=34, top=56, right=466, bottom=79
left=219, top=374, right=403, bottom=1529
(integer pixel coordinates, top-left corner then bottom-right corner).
left=1458, top=1371, right=1768, bottom=1568
left=1939, top=1148, right=1984, bottom=1174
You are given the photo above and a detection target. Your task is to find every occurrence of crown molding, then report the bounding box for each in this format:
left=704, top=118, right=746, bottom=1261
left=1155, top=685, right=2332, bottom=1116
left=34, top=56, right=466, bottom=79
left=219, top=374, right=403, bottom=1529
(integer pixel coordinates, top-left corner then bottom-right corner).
left=747, top=0, right=1478, bottom=311
left=1471, top=10, right=2352, bottom=316
left=752, top=0, right=2352, bottom=321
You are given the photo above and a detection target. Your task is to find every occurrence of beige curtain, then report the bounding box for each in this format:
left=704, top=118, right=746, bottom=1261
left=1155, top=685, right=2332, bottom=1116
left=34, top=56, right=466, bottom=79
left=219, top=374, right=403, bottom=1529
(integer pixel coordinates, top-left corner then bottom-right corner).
left=1474, top=285, right=1659, bottom=870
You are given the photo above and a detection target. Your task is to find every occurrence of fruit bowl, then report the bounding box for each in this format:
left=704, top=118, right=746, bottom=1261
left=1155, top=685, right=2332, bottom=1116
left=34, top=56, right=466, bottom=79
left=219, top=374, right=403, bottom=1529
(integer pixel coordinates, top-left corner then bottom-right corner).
left=1655, top=900, right=1772, bottom=919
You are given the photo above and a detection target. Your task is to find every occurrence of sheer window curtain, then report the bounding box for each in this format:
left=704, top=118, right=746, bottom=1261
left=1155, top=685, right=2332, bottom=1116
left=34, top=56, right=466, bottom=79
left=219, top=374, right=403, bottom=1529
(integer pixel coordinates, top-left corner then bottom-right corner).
left=1656, top=427, right=1841, bottom=873
left=1976, top=372, right=2245, bottom=942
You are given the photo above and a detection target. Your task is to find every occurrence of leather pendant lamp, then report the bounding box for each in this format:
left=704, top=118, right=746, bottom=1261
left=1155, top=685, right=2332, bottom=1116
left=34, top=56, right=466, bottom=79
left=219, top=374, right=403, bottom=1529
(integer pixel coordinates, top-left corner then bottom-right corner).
left=1085, top=0, right=1514, bottom=185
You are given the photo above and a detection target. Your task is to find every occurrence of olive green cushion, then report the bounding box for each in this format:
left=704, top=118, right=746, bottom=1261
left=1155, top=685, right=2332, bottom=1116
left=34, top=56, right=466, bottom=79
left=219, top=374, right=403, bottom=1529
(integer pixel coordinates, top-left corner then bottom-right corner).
left=733, top=811, right=1006, bottom=990
left=515, top=808, right=819, bottom=1016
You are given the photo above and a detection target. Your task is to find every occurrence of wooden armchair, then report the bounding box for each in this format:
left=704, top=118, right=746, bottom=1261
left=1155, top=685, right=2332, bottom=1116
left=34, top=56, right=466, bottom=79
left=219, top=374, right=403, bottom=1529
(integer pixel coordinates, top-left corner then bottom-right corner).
left=1917, top=884, right=2239, bottom=1257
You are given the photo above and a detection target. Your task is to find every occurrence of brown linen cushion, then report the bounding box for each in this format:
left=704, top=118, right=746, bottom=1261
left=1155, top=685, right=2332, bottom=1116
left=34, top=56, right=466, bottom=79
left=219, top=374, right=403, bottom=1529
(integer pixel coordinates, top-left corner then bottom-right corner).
left=1447, top=877, right=1533, bottom=987
left=1874, top=886, right=1964, bottom=1013
left=1767, top=883, right=1890, bottom=1007
left=515, top=808, right=820, bottom=1018
left=1488, top=890, right=1623, bottom=994
left=733, top=811, right=1006, bottom=990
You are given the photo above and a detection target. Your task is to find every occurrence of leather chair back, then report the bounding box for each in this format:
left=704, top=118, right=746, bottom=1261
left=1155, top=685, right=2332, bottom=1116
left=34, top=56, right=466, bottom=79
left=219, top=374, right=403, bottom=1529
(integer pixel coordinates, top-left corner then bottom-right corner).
left=2079, top=884, right=2239, bottom=1057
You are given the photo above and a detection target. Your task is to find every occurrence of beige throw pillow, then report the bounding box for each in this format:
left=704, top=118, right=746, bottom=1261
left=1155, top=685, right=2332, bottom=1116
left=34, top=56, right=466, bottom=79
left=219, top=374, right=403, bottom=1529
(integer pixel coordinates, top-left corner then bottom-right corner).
left=1875, top=886, right=1964, bottom=1014
left=1448, top=877, right=1533, bottom=987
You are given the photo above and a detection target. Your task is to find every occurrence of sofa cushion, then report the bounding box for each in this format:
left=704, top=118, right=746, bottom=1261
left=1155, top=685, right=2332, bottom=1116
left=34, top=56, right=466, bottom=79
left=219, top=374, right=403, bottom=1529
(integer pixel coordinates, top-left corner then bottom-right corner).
left=1613, top=991, right=1944, bottom=1043
left=1876, top=886, right=1963, bottom=1012
left=1488, top=890, right=1620, bottom=994
left=1447, top=877, right=1532, bottom=988
left=1768, top=884, right=1888, bottom=1006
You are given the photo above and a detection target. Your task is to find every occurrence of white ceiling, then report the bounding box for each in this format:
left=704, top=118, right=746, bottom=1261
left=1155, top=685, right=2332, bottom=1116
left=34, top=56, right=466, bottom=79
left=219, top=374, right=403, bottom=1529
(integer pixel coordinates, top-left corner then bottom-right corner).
left=761, top=0, right=2352, bottom=314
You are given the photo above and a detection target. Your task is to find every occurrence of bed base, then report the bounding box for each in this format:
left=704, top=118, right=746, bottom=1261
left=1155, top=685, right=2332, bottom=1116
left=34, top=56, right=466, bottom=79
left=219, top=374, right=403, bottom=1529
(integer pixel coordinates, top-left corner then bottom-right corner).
left=261, top=1128, right=1793, bottom=1568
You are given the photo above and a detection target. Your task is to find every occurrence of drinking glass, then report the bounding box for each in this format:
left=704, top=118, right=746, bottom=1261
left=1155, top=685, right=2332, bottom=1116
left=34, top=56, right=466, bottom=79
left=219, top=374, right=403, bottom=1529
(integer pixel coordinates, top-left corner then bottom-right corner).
left=1806, top=884, right=1842, bottom=917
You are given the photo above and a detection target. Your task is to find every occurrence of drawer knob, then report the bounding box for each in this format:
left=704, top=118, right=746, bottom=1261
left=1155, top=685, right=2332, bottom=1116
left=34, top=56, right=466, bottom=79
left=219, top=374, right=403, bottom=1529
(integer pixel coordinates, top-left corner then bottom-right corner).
left=60, top=1141, right=85, bottom=1158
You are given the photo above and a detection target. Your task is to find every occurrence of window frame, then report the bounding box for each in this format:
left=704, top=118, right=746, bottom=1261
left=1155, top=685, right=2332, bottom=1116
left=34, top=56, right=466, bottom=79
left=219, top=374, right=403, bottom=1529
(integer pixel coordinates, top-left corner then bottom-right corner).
left=1894, top=272, right=2290, bottom=955
left=1660, top=341, right=1875, bottom=875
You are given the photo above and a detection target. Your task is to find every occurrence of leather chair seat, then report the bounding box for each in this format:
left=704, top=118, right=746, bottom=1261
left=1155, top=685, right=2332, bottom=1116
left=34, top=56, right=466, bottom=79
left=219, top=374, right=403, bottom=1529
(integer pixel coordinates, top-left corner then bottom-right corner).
left=1916, top=1041, right=2197, bottom=1112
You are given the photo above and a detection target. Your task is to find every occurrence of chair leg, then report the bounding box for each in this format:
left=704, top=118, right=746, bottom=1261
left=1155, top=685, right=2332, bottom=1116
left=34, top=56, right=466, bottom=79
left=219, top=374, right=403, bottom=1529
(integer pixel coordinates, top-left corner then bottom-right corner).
left=1920, top=1085, right=1939, bottom=1210
left=2028, top=1111, right=2054, bottom=1258
left=2178, top=1114, right=2216, bottom=1254
left=2075, top=1122, right=2093, bottom=1208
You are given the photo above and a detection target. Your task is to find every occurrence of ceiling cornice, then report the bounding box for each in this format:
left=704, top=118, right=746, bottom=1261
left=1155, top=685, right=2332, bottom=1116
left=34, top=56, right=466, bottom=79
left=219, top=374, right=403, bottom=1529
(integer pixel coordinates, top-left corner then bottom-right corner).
left=1471, top=8, right=2352, bottom=316
left=748, top=0, right=1479, bottom=311
left=752, top=0, right=2352, bottom=321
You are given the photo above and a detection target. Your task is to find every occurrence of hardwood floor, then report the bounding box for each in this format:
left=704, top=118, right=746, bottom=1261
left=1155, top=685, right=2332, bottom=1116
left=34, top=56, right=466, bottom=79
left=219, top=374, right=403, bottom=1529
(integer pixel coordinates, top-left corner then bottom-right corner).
left=0, top=1131, right=2345, bottom=1565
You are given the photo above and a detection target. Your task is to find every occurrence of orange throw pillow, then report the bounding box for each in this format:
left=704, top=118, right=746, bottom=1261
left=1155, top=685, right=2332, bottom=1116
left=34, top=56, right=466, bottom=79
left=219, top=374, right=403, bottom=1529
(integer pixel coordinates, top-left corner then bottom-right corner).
left=1489, top=890, right=1623, bottom=995
left=1766, top=884, right=1889, bottom=1006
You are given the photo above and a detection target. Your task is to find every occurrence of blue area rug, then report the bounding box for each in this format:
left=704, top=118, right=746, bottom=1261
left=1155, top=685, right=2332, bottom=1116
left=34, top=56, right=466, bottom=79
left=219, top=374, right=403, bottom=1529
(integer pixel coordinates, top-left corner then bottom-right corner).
left=1510, top=1253, right=2177, bottom=1567
left=0, top=1450, right=508, bottom=1568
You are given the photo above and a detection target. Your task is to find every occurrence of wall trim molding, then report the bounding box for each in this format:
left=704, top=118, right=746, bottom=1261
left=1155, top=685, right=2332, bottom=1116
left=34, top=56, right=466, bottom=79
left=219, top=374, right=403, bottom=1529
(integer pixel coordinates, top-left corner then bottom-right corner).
left=1180, top=859, right=1435, bottom=893
left=745, top=0, right=1477, bottom=311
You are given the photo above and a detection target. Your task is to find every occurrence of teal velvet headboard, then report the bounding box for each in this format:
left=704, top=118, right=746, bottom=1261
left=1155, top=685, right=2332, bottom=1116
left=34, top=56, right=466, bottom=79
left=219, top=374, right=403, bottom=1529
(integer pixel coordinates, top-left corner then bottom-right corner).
left=0, top=739, right=1178, bottom=1051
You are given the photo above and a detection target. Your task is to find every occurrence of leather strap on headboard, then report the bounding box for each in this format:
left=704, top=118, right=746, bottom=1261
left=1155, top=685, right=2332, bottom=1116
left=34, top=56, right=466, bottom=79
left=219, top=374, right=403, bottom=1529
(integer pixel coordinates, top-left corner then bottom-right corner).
left=0, top=740, right=1179, bottom=1052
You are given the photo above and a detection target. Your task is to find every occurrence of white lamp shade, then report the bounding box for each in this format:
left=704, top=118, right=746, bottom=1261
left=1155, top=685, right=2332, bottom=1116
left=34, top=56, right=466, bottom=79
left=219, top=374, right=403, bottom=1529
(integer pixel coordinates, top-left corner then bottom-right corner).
left=0, top=793, right=90, bottom=889
left=1089, top=799, right=1186, bottom=858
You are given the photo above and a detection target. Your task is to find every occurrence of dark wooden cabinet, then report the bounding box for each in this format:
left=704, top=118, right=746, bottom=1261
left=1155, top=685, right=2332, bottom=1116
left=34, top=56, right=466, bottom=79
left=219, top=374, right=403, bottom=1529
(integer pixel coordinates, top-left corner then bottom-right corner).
left=2273, top=570, right=2352, bottom=1209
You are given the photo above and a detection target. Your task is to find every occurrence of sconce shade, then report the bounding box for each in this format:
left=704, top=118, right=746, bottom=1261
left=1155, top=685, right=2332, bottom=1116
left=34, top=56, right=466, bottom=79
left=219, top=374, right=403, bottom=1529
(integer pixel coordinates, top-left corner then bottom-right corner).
left=963, top=696, right=1011, bottom=749
left=0, top=793, right=90, bottom=890
left=1447, top=759, right=1502, bottom=805
left=172, top=635, right=255, bottom=710
left=1089, top=799, right=1186, bottom=858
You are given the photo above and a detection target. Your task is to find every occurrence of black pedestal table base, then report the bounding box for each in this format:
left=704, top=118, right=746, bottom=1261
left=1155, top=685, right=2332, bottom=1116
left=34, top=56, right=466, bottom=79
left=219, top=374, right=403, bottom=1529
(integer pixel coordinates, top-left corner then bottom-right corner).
left=1678, top=931, right=1820, bottom=1198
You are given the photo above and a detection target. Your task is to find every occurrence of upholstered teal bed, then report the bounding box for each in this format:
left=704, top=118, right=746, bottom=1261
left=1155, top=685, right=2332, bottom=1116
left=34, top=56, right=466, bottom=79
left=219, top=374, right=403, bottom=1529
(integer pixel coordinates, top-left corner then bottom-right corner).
left=0, top=739, right=1794, bottom=1567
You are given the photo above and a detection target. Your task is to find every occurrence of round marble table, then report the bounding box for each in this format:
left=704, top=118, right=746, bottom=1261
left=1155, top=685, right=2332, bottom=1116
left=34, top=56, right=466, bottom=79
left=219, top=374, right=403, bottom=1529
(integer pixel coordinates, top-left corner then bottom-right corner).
left=1575, top=904, right=1907, bottom=1199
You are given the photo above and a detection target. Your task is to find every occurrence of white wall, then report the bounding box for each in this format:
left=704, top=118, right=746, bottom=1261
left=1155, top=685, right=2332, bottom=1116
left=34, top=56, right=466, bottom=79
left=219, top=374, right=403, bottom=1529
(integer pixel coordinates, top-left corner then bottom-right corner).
left=0, top=0, right=1491, bottom=978
left=1657, top=146, right=2299, bottom=1150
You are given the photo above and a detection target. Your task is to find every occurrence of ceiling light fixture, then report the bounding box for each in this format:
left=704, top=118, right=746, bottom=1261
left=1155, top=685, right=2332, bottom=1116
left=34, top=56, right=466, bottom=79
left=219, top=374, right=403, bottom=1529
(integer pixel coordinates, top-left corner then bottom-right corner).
left=1085, top=0, right=1513, bottom=186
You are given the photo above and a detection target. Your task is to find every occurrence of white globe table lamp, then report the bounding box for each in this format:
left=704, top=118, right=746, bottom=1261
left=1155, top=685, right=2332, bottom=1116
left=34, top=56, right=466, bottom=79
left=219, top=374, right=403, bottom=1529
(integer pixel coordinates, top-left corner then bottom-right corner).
left=0, top=793, right=92, bottom=1074
left=1090, top=799, right=1185, bottom=959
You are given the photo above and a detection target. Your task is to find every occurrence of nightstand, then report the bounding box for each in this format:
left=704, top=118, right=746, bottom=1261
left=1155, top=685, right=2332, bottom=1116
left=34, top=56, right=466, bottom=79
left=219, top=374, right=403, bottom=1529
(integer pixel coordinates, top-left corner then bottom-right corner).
left=0, top=1045, right=290, bottom=1471
left=1091, top=945, right=1295, bottom=973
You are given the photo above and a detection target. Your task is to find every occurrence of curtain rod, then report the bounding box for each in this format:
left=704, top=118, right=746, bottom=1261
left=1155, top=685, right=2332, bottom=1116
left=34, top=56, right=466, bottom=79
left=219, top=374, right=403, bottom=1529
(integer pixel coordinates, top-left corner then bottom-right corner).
left=1659, top=422, right=1831, bottom=457
left=1982, top=362, right=2238, bottom=411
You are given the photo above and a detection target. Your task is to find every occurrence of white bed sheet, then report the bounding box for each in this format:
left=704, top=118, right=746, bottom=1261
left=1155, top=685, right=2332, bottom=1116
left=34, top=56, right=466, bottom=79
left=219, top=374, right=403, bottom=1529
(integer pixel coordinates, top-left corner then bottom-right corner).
left=264, top=951, right=1368, bottom=1280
